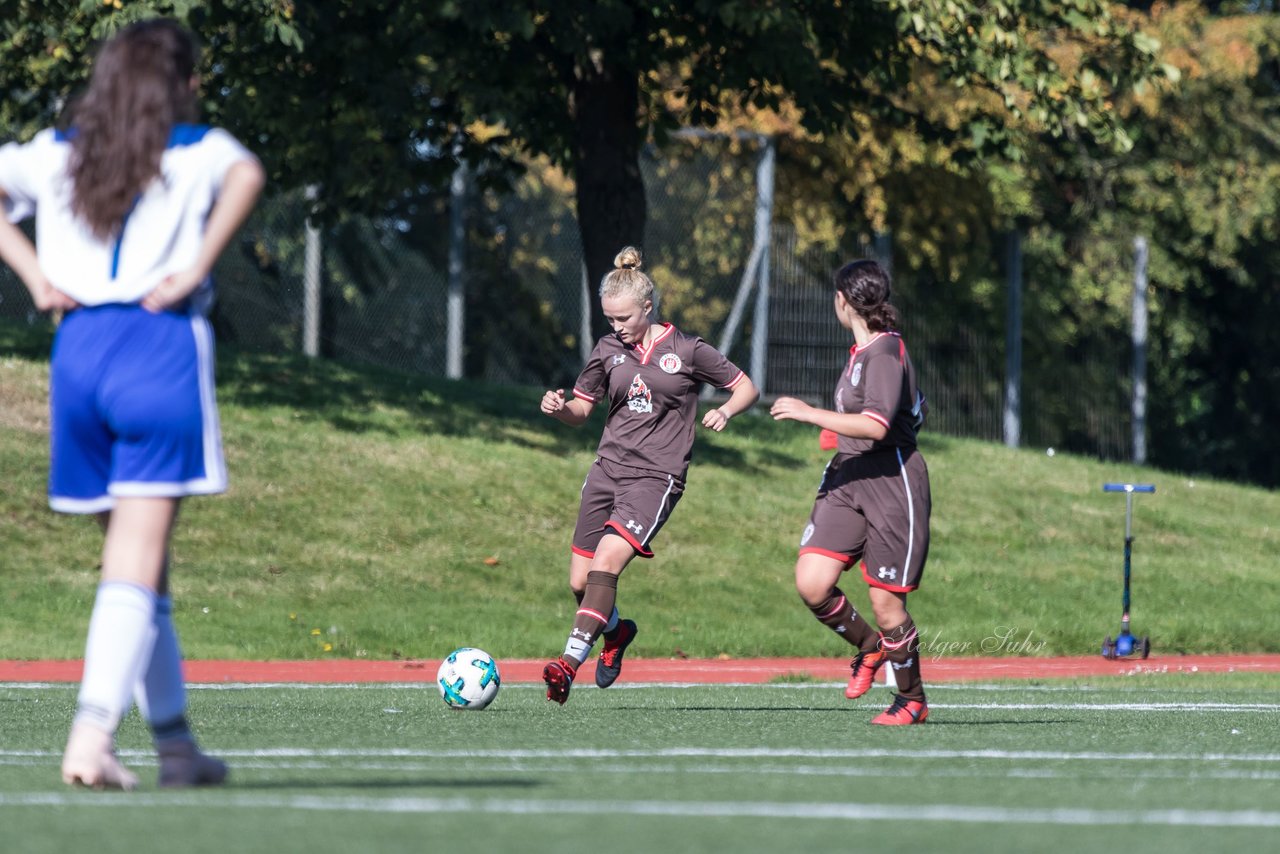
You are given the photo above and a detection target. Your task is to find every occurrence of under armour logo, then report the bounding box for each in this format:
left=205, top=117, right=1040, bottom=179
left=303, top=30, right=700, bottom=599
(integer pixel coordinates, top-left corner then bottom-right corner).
left=571, top=628, right=592, bottom=641
left=625, top=520, right=644, bottom=534
left=878, top=566, right=897, bottom=580
left=891, top=659, right=914, bottom=670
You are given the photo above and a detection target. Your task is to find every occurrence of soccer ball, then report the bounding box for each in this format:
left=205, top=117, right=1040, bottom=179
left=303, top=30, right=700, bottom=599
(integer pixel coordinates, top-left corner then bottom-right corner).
left=436, top=647, right=501, bottom=710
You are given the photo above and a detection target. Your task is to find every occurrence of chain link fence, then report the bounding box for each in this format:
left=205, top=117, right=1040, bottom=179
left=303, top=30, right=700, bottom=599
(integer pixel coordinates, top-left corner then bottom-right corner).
left=0, top=140, right=1133, bottom=460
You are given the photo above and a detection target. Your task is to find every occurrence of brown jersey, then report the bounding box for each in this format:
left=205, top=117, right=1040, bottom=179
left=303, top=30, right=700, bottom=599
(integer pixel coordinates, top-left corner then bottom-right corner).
left=572, top=323, right=747, bottom=479
left=833, top=331, right=926, bottom=458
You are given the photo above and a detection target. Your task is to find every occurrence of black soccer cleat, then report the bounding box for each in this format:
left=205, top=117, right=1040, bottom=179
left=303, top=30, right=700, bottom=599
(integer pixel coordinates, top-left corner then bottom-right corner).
left=595, top=619, right=638, bottom=689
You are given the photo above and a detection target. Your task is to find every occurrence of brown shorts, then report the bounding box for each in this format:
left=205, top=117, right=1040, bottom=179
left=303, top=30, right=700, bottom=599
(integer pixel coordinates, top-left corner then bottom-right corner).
left=572, top=457, right=684, bottom=559
left=798, top=448, right=931, bottom=592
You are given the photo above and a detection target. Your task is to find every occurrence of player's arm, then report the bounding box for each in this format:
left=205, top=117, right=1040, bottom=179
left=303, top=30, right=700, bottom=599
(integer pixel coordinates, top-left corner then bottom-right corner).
left=0, top=189, right=77, bottom=312
left=540, top=388, right=595, bottom=427
left=702, top=374, right=759, bottom=432
left=769, top=398, right=889, bottom=441
left=142, top=158, right=266, bottom=312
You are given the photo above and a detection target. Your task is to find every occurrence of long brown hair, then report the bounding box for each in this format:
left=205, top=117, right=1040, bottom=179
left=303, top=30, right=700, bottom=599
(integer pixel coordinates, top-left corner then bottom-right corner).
left=834, top=259, right=899, bottom=332
left=68, top=19, right=199, bottom=240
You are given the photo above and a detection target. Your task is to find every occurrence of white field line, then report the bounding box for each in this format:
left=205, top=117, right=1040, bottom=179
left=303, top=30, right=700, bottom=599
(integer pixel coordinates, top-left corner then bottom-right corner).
left=2, top=791, right=1280, bottom=828
left=5, top=756, right=1280, bottom=782
left=2, top=681, right=1274, bottom=703
left=5, top=746, right=1280, bottom=763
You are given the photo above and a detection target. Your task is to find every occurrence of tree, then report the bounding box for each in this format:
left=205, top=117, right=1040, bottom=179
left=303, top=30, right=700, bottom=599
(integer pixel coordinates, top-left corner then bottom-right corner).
left=426, top=0, right=1165, bottom=335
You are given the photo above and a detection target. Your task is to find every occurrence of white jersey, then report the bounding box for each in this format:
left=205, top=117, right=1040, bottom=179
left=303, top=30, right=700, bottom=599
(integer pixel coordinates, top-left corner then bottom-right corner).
left=0, top=124, right=256, bottom=312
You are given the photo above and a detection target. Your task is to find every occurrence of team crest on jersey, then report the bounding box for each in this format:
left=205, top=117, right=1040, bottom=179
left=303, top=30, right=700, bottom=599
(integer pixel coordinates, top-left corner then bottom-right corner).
left=658, top=353, right=682, bottom=374
left=612, top=354, right=627, bottom=366
left=850, top=363, right=863, bottom=387
left=627, top=374, right=654, bottom=413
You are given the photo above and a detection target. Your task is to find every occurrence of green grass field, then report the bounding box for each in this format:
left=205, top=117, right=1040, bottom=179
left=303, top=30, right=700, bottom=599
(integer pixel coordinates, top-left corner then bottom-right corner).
left=3, top=674, right=1280, bottom=853
left=4, top=318, right=1280, bottom=660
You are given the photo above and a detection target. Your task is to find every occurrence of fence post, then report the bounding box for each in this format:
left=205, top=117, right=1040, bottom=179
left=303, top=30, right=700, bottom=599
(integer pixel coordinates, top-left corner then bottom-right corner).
left=1132, top=236, right=1149, bottom=465
left=446, top=164, right=467, bottom=380
left=580, top=260, right=593, bottom=363
left=1003, top=229, right=1023, bottom=449
left=302, top=185, right=321, bottom=358
left=749, top=135, right=776, bottom=395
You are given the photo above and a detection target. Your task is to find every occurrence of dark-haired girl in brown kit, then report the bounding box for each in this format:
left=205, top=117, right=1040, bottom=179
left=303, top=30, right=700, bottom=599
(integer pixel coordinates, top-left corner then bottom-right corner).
left=770, top=260, right=932, bottom=725
left=0, top=19, right=264, bottom=785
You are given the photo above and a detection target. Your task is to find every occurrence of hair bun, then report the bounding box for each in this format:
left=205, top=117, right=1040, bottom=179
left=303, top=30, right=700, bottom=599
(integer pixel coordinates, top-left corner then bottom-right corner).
left=614, top=246, right=643, bottom=272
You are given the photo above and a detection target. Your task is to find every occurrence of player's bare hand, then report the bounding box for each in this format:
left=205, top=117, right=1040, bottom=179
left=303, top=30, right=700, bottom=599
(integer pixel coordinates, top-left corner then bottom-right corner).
left=701, top=407, right=730, bottom=432
left=142, top=267, right=204, bottom=313
left=770, top=396, right=815, bottom=423
left=31, top=279, right=79, bottom=312
left=541, top=389, right=567, bottom=416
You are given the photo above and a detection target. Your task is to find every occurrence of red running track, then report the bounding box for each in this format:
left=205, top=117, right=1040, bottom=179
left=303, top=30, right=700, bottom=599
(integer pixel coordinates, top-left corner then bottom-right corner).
left=2, top=655, right=1278, bottom=684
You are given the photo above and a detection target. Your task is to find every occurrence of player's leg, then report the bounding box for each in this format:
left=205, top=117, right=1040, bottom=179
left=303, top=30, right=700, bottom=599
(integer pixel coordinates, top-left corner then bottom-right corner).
left=863, top=449, right=931, bottom=725
left=129, top=552, right=228, bottom=788
left=545, top=535, right=637, bottom=703
left=590, top=469, right=679, bottom=688
left=867, top=588, right=927, bottom=725
left=795, top=551, right=882, bottom=698
left=63, top=496, right=176, bottom=789
left=797, top=480, right=882, bottom=698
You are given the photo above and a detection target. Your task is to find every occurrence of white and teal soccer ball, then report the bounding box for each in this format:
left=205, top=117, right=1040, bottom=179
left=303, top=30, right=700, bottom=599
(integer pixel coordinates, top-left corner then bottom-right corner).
left=436, top=648, right=501, bottom=710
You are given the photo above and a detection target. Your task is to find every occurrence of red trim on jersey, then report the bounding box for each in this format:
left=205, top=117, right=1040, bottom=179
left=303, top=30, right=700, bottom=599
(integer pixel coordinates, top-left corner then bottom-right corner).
left=861, top=561, right=917, bottom=593
left=722, top=370, right=746, bottom=390
left=799, top=546, right=856, bottom=567
left=852, top=331, right=902, bottom=357
left=861, top=410, right=891, bottom=429
left=603, top=520, right=655, bottom=558
left=576, top=607, right=610, bottom=625
left=571, top=546, right=596, bottom=559
left=635, top=323, right=675, bottom=365
left=572, top=387, right=597, bottom=403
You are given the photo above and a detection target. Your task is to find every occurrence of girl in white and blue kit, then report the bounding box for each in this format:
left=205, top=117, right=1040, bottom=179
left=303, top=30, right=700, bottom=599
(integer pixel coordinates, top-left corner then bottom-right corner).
left=0, top=19, right=264, bottom=790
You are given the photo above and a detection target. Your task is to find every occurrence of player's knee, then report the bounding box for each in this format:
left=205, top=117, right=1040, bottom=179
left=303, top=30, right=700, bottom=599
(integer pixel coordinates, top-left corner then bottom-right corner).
left=794, top=574, right=829, bottom=608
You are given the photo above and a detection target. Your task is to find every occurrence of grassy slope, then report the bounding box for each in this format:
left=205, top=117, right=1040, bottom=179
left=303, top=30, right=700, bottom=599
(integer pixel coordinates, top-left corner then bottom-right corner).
left=3, top=319, right=1279, bottom=660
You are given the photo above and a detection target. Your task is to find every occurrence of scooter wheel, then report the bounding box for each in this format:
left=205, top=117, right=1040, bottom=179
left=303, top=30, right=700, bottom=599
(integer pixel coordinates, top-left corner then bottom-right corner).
left=1102, top=637, right=1116, bottom=660
left=1140, top=637, right=1151, bottom=659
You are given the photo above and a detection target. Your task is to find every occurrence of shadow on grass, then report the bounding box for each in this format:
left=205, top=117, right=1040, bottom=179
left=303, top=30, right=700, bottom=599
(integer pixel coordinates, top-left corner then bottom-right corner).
left=217, top=346, right=808, bottom=475
left=0, top=320, right=809, bottom=474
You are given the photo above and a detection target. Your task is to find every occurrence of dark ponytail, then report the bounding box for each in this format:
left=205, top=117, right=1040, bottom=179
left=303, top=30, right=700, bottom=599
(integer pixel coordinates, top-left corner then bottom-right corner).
left=834, top=259, right=898, bottom=332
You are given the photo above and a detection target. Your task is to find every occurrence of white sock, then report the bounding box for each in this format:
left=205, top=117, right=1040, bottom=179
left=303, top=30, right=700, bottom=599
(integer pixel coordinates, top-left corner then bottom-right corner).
left=75, top=582, right=158, bottom=733
left=134, top=595, right=190, bottom=743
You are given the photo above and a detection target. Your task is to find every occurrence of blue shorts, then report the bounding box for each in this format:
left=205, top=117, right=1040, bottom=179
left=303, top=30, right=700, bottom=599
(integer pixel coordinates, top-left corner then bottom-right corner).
left=48, top=304, right=226, bottom=514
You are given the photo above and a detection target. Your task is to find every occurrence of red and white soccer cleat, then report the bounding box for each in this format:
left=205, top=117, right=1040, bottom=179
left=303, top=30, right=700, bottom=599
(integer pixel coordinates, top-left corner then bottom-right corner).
left=871, top=694, right=929, bottom=726
left=543, top=657, right=577, bottom=705
left=845, top=649, right=885, bottom=699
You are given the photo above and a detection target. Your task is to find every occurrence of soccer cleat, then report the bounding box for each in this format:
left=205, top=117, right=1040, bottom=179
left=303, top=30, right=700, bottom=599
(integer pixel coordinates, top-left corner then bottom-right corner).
left=844, top=649, right=885, bottom=699
left=543, top=657, right=577, bottom=705
left=595, top=619, right=638, bottom=688
left=157, top=740, right=230, bottom=788
left=61, top=722, right=139, bottom=791
left=870, top=694, right=929, bottom=726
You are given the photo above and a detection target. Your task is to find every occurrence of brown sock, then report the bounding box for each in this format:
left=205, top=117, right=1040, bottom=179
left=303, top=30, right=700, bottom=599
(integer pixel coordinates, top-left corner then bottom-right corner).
left=562, top=571, right=618, bottom=665
left=879, top=615, right=925, bottom=701
left=807, top=588, right=877, bottom=651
